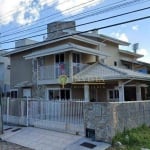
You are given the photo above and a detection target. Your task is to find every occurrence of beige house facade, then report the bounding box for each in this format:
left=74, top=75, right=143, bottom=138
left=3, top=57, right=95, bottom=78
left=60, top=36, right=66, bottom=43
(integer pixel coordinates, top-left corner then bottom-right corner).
left=4, top=21, right=150, bottom=102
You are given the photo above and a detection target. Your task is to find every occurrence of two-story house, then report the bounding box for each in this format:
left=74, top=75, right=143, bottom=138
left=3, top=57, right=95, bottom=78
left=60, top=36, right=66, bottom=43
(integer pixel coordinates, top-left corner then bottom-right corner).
left=4, top=21, right=150, bottom=101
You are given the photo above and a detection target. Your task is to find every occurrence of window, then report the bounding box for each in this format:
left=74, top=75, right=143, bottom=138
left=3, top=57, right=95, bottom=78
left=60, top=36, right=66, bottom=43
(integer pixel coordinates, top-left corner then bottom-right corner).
left=55, top=53, right=64, bottom=63
left=108, top=89, right=119, bottom=101
left=55, top=54, right=65, bottom=77
left=73, top=53, right=80, bottom=63
left=73, top=53, right=80, bottom=74
left=10, top=90, right=18, bottom=98
left=48, top=89, right=70, bottom=100
left=114, top=61, right=117, bottom=66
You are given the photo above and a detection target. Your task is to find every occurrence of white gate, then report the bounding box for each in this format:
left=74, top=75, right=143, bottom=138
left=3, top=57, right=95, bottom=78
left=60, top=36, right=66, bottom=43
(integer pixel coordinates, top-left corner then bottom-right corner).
left=2, top=98, right=85, bottom=135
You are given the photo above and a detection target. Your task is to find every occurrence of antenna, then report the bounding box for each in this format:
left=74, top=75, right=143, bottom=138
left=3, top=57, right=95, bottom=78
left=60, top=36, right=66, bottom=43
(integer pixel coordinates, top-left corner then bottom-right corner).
left=132, top=43, right=139, bottom=53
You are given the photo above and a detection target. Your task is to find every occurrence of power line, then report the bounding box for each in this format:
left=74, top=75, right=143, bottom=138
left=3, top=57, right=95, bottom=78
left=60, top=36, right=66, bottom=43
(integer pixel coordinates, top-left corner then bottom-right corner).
left=1, top=0, right=147, bottom=36
left=1, top=6, right=150, bottom=44
left=2, top=15, right=150, bottom=51
left=1, top=0, right=100, bottom=34
left=1, top=0, right=149, bottom=42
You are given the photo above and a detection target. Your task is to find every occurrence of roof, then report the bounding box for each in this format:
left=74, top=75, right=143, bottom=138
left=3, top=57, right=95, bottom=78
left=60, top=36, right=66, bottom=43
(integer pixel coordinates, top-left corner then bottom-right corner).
left=24, top=43, right=108, bottom=60
left=3, top=30, right=130, bottom=57
left=98, top=34, right=130, bottom=46
left=14, top=81, right=32, bottom=88
left=119, top=50, right=143, bottom=58
left=3, top=34, right=103, bottom=57
left=64, top=29, right=130, bottom=46
left=73, top=63, right=150, bottom=82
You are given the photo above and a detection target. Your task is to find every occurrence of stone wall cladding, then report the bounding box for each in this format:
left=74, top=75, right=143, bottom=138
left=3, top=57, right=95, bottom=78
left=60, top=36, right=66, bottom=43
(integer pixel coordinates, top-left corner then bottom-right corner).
left=84, top=101, right=150, bottom=143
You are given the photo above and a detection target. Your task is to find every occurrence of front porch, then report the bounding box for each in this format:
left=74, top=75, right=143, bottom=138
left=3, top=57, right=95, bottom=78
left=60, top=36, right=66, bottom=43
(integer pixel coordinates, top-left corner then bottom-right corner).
left=44, top=80, right=147, bottom=102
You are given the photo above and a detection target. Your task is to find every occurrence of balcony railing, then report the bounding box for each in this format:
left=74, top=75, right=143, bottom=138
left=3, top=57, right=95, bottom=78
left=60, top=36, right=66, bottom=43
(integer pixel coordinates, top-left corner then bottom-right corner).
left=38, top=63, right=89, bottom=80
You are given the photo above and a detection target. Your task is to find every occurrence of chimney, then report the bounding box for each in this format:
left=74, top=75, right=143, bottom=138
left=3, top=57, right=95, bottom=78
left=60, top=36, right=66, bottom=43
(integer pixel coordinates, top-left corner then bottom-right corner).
left=47, top=21, right=76, bottom=40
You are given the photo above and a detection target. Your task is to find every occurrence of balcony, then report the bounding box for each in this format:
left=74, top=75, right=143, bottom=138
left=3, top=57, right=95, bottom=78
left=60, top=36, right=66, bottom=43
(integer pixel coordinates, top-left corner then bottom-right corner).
left=38, top=63, right=89, bottom=81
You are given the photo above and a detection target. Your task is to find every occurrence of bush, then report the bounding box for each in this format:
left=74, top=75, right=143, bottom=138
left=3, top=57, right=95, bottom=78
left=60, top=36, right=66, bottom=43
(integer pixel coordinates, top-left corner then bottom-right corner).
left=112, top=124, right=150, bottom=150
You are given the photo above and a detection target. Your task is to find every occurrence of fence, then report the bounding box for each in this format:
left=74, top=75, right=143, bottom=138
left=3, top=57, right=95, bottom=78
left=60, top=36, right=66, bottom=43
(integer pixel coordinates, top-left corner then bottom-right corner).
left=2, top=98, right=85, bottom=135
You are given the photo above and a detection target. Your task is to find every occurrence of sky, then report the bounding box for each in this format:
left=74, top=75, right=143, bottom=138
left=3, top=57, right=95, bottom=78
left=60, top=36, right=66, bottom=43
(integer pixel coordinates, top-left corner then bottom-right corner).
left=0, top=0, right=150, bottom=63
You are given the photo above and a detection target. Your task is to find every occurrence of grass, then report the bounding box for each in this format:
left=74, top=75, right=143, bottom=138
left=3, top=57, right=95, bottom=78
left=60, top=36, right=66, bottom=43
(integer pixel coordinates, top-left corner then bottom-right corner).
left=111, top=124, right=150, bottom=150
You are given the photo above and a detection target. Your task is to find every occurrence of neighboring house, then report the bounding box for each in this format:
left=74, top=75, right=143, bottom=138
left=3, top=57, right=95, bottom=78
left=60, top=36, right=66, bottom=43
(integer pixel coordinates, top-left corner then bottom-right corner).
left=0, top=50, right=10, bottom=96
left=3, top=21, right=150, bottom=101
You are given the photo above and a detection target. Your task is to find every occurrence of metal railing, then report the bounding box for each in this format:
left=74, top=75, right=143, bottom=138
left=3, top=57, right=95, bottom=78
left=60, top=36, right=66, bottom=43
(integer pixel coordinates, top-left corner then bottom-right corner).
left=38, top=63, right=89, bottom=80
left=2, top=98, right=85, bottom=135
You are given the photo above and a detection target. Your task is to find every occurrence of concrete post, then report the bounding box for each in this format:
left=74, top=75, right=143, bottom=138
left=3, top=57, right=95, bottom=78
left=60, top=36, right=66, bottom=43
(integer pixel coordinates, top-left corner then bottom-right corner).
left=84, top=84, right=90, bottom=102
left=118, top=81, right=125, bottom=102
left=136, top=84, right=142, bottom=101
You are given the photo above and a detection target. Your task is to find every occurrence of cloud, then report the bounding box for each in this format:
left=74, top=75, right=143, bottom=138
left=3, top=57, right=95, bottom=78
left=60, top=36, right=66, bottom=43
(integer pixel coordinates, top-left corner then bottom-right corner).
left=132, top=25, right=139, bottom=31
left=56, top=0, right=104, bottom=15
left=137, top=48, right=150, bottom=63
left=0, top=0, right=104, bottom=25
left=111, top=32, right=129, bottom=42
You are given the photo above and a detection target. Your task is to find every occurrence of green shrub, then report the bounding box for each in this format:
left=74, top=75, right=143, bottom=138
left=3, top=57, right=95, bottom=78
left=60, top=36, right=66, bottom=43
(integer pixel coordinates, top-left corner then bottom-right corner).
left=112, top=125, right=150, bottom=149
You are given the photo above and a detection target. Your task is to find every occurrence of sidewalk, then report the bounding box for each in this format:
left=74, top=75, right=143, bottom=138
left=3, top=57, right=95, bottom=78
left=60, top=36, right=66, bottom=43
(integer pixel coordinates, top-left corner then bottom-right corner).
left=0, top=125, right=110, bottom=150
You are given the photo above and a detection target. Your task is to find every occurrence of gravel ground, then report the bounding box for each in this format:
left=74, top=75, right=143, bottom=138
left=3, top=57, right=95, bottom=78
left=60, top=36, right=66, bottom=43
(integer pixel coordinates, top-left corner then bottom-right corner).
left=0, top=140, right=34, bottom=150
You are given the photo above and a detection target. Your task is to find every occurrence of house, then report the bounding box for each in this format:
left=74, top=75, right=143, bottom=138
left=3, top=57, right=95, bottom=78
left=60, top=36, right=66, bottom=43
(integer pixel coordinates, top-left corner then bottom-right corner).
left=4, top=21, right=150, bottom=101
left=0, top=50, right=10, bottom=96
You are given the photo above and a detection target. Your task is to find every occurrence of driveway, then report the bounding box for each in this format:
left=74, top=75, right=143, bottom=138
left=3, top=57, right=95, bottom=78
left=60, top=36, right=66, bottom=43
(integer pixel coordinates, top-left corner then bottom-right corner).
left=0, top=125, right=110, bottom=150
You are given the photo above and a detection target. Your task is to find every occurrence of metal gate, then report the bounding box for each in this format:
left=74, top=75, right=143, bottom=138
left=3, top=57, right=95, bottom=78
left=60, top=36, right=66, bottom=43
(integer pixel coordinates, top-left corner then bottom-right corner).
left=2, top=98, right=85, bottom=135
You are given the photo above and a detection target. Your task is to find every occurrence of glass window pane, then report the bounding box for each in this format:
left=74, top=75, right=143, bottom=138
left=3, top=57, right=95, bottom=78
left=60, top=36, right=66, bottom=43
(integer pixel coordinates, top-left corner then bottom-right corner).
left=77, top=54, right=80, bottom=63
left=56, top=54, right=59, bottom=63
left=73, top=53, right=76, bottom=62
left=109, top=90, right=113, bottom=99
left=60, top=54, right=64, bottom=63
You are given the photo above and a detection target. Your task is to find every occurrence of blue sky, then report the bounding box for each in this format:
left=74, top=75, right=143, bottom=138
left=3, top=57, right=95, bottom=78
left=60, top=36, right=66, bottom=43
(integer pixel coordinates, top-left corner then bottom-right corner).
left=0, top=0, right=150, bottom=62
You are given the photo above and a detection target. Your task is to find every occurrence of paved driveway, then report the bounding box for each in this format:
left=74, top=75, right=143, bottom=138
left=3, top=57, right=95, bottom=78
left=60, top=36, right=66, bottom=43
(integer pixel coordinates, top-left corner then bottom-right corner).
left=0, top=126, right=110, bottom=150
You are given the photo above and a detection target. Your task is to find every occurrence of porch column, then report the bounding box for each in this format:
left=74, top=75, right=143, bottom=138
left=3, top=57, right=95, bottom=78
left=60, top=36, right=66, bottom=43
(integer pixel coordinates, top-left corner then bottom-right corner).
left=118, top=81, right=125, bottom=102
left=69, top=52, right=73, bottom=81
left=136, top=84, right=142, bottom=101
left=84, top=84, right=90, bottom=102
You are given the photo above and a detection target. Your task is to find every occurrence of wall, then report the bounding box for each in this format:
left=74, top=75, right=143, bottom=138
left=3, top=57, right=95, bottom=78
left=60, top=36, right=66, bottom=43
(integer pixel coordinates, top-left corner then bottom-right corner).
left=84, top=101, right=150, bottom=143
left=100, top=42, right=120, bottom=66
left=10, top=52, right=32, bottom=90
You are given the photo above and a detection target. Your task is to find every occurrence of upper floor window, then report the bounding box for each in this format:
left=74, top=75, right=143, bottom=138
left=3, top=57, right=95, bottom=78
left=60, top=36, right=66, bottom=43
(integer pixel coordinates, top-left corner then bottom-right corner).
left=114, top=61, right=117, bottom=66
left=55, top=53, right=64, bottom=63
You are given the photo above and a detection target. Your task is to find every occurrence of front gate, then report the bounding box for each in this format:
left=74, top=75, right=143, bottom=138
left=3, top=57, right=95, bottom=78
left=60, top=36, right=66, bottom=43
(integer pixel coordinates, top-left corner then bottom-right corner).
left=2, top=98, right=85, bottom=135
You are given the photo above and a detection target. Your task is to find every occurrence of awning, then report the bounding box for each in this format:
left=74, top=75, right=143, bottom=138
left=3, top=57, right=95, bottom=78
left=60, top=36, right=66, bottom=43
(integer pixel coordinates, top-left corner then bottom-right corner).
left=73, top=63, right=150, bottom=82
